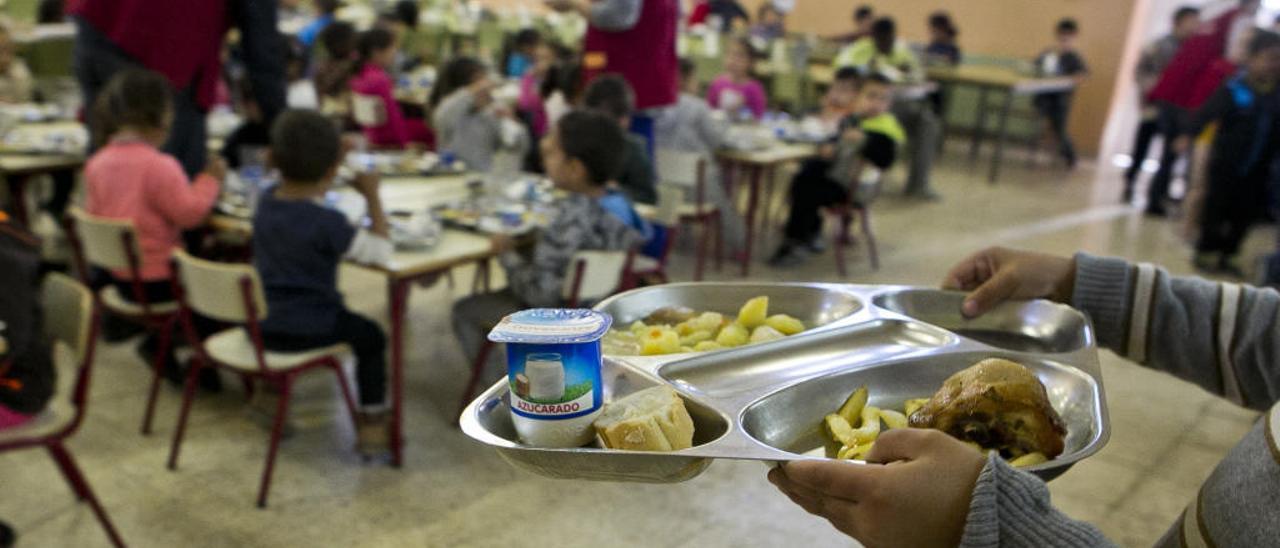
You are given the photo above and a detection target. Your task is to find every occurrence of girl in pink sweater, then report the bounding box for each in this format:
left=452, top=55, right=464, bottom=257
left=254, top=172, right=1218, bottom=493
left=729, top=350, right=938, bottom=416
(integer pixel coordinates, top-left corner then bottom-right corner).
left=349, top=27, right=433, bottom=149
left=84, top=69, right=224, bottom=388
left=707, top=37, right=768, bottom=120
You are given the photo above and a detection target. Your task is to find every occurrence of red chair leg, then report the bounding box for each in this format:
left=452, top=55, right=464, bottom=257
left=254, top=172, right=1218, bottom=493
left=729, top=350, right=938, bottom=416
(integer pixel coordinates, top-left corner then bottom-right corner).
left=457, top=340, right=495, bottom=423
left=329, top=360, right=361, bottom=431
left=166, top=358, right=205, bottom=470
left=48, top=442, right=126, bottom=548
left=141, top=318, right=174, bottom=435
left=859, top=207, right=880, bottom=271
left=257, top=374, right=295, bottom=508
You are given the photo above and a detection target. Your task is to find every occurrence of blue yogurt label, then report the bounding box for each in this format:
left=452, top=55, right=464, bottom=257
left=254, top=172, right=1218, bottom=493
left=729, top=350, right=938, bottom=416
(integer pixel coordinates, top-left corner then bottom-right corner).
left=488, top=309, right=612, bottom=422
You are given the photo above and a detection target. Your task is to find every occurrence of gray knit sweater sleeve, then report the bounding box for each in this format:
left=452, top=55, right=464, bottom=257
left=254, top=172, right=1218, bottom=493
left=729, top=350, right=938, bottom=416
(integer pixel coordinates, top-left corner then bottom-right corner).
left=960, top=454, right=1114, bottom=547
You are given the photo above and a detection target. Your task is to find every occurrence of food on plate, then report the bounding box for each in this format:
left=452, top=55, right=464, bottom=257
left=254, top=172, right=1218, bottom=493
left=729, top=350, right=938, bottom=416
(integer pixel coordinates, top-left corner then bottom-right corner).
left=820, top=359, right=1066, bottom=466
left=909, top=358, right=1068, bottom=460
left=593, top=386, right=695, bottom=451
left=600, top=296, right=808, bottom=355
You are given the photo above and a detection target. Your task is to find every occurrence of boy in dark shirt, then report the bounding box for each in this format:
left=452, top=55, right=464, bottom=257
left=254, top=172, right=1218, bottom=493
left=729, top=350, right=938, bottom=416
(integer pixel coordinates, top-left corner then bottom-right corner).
left=582, top=74, right=658, bottom=205
left=252, top=109, right=393, bottom=454
left=1033, top=18, right=1089, bottom=168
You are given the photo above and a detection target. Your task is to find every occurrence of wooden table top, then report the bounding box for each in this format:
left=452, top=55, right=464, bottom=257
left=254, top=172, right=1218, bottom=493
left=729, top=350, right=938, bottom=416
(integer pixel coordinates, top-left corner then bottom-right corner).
left=717, top=142, right=817, bottom=166
left=925, top=65, right=1076, bottom=94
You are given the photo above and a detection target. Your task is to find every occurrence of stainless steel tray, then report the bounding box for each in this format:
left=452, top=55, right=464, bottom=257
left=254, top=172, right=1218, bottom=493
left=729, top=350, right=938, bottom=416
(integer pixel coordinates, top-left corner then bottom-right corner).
left=460, top=283, right=1109, bottom=483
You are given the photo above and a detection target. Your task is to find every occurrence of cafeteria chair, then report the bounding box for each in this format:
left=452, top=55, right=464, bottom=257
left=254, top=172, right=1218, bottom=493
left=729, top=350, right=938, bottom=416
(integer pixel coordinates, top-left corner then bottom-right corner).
left=165, top=250, right=360, bottom=508
left=625, top=185, right=681, bottom=288
left=0, top=273, right=126, bottom=548
left=650, top=149, right=723, bottom=281
left=456, top=249, right=636, bottom=421
left=65, top=208, right=181, bottom=435
left=823, top=162, right=882, bottom=275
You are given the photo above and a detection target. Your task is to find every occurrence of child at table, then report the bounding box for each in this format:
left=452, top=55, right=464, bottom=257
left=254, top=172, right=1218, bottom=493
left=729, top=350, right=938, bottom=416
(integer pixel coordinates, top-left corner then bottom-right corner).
left=517, top=41, right=564, bottom=140
left=252, top=109, right=393, bottom=454
left=1033, top=18, right=1089, bottom=168
left=654, top=58, right=746, bottom=256
left=84, top=69, right=225, bottom=386
left=582, top=75, right=657, bottom=205
left=431, top=56, right=526, bottom=172
left=349, top=27, right=433, bottom=149
left=313, top=21, right=358, bottom=107
left=0, top=26, right=33, bottom=103
left=707, top=37, right=768, bottom=120
left=504, top=28, right=542, bottom=79
left=769, top=72, right=903, bottom=267
left=451, top=110, right=642, bottom=377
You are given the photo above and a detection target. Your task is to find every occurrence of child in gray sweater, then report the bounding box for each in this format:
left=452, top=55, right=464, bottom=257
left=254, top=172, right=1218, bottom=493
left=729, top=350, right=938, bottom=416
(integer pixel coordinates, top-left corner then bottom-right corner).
left=430, top=56, right=526, bottom=172
left=769, top=246, right=1280, bottom=547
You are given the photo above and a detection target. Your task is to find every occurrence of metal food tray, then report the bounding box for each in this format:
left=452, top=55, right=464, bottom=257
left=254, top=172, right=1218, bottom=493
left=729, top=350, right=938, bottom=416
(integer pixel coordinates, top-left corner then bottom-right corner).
left=460, top=283, right=1109, bottom=483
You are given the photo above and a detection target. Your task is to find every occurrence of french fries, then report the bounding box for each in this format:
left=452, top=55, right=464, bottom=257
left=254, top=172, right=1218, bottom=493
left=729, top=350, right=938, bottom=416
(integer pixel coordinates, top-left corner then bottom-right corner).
left=822, top=387, right=1052, bottom=468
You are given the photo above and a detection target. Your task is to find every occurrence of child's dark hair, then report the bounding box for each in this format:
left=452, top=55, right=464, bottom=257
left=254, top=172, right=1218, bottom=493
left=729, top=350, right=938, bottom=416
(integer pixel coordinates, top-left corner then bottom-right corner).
left=1247, top=30, right=1280, bottom=56
left=316, top=0, right=341, bottom=15
left=513, top=28, right=542, bottom=50
left=834, top=66, right=864, bottom=86
left=541, top=60, right=582, bottom=101
left=91, top=69, right=173, bottom=147
left=357, top=27, right=396, bottom=66
left=1174, top=6, right=1201, bottom=24
left=556, top=110, right=627, bottom=185
left=270, top=109, right=341, bottom=183
left=854, top=5, right=874, bottom=22
left=320, top=21, right=358, bottom=59
left=678, top=58, right=696, bottom=81
left=582, top=74, right=635, bottom=120
left=928, top=11, right=957, bottom=38
left=1056, top=18, right=1079, bottom=35
left=430, top=56, right=487, bottom=108
left=871, top=17, right=896, bottom=40
left=393, top=0, right=419, bottom=29
left=862, top=72, right=893, bottom=88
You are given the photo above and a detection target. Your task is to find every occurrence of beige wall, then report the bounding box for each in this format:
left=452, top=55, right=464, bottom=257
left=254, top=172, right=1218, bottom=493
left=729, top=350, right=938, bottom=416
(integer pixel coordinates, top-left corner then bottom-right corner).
left=477, top=0, right=1141, bottom=156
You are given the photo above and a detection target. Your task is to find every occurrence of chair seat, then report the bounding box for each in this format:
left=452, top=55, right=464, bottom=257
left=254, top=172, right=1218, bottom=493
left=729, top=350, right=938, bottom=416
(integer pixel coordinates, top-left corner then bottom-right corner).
left=0, top=400, right=75, bottom=445
left=204, top=328, right=352, bottom=373
left=630, top=255, right=661, bottom=273
left=634, top=203, right=718, bottom=222
left=99, top=285, right=179, bottom=317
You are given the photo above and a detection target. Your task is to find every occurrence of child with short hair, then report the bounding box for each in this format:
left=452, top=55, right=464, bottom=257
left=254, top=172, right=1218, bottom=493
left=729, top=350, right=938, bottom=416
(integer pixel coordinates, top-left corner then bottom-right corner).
left=253, top=109, right=393, bottom=452
left=349, top=27, right=433, bottom=149
left=769, top=73, right=904, bottom=267
left=84, top=69, right=225, bottom=384
left=582, top=74, right=657, bottom=205
left=1033, top=18, right=1089, bottom=168
left=707, top=37, right=768, bottom=120
left=1187, top=31, right=1280, bottom=276
left=505, top=28, right=543, bottom=79
left=0, top=26, right=33, bottom=103
left=452, top=110, right=642, bottom=375
left=431, top=56, right=526, bottom=172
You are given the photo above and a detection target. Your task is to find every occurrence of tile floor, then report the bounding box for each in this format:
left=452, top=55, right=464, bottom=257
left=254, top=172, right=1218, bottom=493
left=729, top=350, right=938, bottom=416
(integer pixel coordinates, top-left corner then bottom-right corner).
left=1, top=147, right=1267, bottom=547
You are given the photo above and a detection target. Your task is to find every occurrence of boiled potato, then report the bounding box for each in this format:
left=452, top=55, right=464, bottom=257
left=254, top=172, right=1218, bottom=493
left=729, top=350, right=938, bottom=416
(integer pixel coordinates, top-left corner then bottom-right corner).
left=736, top=296, right=769, bottom=329
left=878, top=409, right=908, bottom=430
left=765, top=314, right=805, bottom=335
left=715, top=323, right=750, bottom=347
left=687, top=312, right=724, bottom=333
left=903, top=398, right=930, bottom=417
left=628, top=320, right=648, bottom=333
left=1009, top=452, right=1048, bottom=467
left=693, top=340, right=723, bottom=352
left=749, top=325, right=786, bottom=344
left=824, top=414, right=856, bottom=446
left=849, top=406, right=881, bottom=445
left=837, top=386, right=868, bottom=425
left=640, top=327, right=681, bottom=355
left=679, top=330, right=714, bottom=346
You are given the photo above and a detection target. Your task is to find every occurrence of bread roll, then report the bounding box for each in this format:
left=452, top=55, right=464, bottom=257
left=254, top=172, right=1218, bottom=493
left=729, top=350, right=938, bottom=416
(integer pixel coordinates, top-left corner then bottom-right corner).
left=593, top=386, right=695, bottom=451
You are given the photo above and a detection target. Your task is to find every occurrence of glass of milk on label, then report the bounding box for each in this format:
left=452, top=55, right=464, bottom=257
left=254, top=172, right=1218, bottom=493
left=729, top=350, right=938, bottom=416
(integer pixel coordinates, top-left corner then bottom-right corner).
left=524, top=353, right=565, bottom=400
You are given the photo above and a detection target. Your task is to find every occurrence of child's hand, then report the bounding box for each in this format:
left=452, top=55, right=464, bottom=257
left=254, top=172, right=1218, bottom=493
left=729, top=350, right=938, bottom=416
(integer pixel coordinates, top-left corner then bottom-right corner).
left=490, top=234, right=515, bottom=253
left=941, top=247, right=1075, bottom=318
left=768, top=428, right=986, bottom=548
left=352, top=172, right=381, bottom=199
left=203, top=155, right=228, bottom=182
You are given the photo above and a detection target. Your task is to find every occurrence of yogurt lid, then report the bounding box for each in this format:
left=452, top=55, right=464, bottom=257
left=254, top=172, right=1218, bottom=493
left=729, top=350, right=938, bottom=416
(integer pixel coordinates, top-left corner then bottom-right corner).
left=487, top=308, right=613, bottom=344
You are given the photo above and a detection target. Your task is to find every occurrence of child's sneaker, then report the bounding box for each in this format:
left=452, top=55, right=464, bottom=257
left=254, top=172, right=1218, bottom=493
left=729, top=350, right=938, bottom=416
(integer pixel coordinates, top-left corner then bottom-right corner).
left=356, top=411, right=391, bottom=457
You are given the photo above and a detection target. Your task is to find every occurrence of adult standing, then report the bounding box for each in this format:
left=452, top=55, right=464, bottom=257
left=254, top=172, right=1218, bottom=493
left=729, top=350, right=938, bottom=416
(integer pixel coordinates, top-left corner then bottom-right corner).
left=1122, top=6, right=1201, bottom=209
left=70, top=0, right=287, bottom=177
left=545, top=0, right=680, bottom=148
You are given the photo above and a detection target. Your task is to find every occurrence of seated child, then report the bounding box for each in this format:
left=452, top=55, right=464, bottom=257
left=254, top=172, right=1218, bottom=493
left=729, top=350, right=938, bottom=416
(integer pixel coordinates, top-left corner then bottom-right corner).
left=505, top=28, right=542, bottom=79
left=0, top=25, right=33, bottom=104
left=349, top=27, right=433, bottom=148
left=582, top=75, right=657, bottom=205
left=253, top=109, right=393, bottom=453
left=654, top=58, right=746, bottom=255
left=451, top=110, right=643, bottom=375
left=84, top=69, right=225, bottom=386
left=285, top=37, right=318, bottom=109
left=769, top=72, right=904, bottom=267
left=220, top=80, right=270, bottom=169
left=707, top=37, right=768, bottom=120
left=431, top=56, right=526, bottom=172
left=0, top=219, right=52, bottom=431
left=313, top=21, right=358, bottom=104
left=517, top=41, right=564, bottom=139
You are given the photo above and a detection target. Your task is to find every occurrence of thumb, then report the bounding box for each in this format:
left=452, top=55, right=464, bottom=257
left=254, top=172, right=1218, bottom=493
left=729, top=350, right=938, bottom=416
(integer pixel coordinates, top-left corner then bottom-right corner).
left=863, top=428, right=938, bottom=464
left=961, top=267, right=1020, bottom=318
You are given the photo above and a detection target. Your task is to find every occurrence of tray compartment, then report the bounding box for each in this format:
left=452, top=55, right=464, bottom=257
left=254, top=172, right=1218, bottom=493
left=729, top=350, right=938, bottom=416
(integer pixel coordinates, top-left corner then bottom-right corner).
left=873, top=289, right=1090, bottom=354
left=739, top=351, right=1107, bottom=479
left=594, top=282, right=864, bottom=334
left=460, top=358, right=731, bottom=483
left=657, top=320, right=954, bottom=397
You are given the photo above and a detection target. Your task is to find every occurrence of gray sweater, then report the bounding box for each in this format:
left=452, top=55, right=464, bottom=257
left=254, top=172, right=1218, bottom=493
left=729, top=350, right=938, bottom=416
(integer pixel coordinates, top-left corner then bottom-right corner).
left=960, top=254, right=1280, bottom=547
left=432, top=90, right=524, bottom=173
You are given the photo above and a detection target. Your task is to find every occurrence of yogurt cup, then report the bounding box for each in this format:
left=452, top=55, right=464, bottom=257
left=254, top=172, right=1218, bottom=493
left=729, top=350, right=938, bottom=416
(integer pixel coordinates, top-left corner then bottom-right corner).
left=488, top=309, right=612, bottom=448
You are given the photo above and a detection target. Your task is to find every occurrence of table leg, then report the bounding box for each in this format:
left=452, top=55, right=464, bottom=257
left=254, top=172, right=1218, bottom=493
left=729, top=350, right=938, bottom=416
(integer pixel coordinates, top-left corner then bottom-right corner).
left=759, top=165, right=777, bottom=249
left=741, top=165, right=762, bottom=277
left=969, top=86, right=991, bottom=164
left=386, top=278, right=410, bottom=468
left=6, top=174, right=31, bottom=226
left=988, top=91, right=1015, bottom=184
